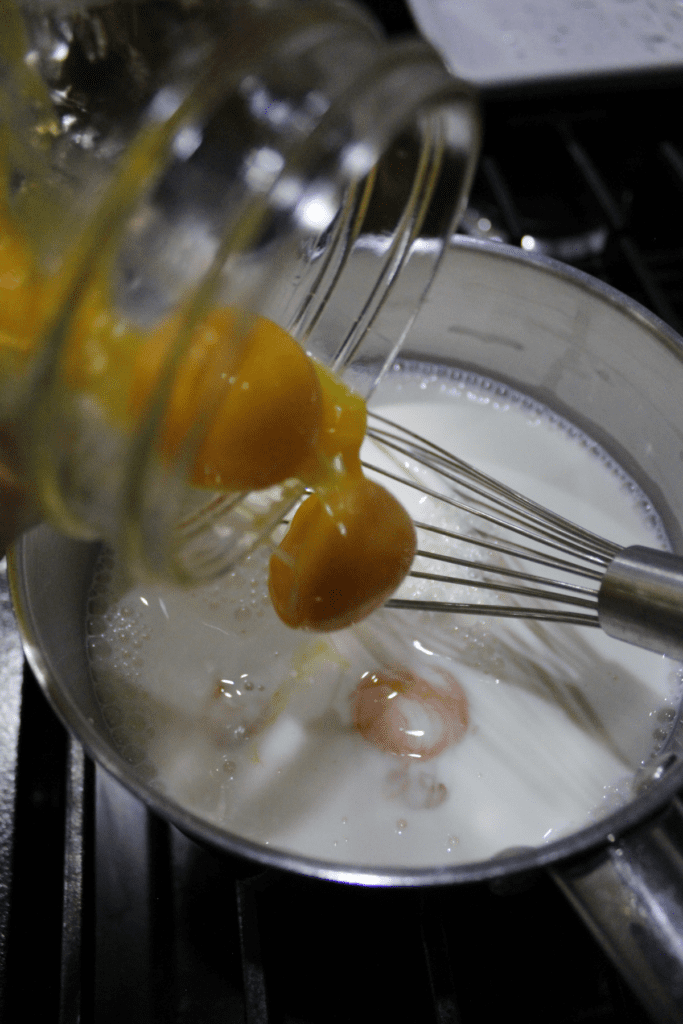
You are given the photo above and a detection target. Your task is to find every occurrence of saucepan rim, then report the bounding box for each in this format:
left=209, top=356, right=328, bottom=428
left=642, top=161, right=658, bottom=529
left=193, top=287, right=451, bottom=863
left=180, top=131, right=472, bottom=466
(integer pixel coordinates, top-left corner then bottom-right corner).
left=9, top=235, right=683, bottom=887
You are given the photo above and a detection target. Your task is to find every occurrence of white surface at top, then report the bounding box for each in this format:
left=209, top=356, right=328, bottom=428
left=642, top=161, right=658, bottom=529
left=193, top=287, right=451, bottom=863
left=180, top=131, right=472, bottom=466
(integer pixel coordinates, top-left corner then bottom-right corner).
left=408, top=0, right=683, bottom=85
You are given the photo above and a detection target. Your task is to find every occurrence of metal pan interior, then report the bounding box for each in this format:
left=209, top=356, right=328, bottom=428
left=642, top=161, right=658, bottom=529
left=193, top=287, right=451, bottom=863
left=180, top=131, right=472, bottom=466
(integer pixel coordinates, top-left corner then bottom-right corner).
left=9, top=237, right=683, bottom=885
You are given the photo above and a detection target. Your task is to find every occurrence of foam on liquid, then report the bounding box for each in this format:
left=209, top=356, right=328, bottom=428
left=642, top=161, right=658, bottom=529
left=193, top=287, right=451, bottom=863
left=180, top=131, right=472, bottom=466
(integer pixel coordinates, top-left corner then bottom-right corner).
left=86, top=364, right=681, bottom=867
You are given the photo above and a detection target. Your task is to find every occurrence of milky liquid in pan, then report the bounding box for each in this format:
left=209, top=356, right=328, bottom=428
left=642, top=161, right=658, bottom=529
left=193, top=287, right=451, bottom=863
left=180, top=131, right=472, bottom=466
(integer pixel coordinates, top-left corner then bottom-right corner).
left=85, top=364, right=681, bottom=868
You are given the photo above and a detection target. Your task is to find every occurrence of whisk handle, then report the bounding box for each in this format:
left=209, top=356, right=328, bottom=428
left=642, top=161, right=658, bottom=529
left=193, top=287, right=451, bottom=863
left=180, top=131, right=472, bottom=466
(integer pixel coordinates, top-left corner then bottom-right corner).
left=598, top=545, right=683, bottom=660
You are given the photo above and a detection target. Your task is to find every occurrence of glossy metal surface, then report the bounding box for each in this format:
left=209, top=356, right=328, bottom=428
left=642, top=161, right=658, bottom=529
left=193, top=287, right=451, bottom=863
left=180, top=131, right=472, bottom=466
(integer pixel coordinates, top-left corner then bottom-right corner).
left=555, top=797, right=683, bottom=1024
left=599, top=546, right=683, bottom=659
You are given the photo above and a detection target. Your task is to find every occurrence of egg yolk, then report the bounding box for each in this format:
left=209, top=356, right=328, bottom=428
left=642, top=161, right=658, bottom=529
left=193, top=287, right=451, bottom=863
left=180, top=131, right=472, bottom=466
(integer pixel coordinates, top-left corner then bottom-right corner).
left=130, top=309, right=326, bottom=491
left=268, top=478, right=417, bottom=631
left=0, top=189, right=416, bottom=630
left=266, top=357, right=416, bottom=630
left=0, top=202, right=49, bottom=355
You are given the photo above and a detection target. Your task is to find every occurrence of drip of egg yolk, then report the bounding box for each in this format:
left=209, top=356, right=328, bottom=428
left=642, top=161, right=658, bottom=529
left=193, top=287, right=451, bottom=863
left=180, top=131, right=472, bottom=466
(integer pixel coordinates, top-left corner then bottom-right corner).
left=268, top=479, right=416, bottom=631
left=266, top=360, right=416, bottom=630
left=0, top=188, right=416, bottom=630
left=351, top=667, right=469, bottom=759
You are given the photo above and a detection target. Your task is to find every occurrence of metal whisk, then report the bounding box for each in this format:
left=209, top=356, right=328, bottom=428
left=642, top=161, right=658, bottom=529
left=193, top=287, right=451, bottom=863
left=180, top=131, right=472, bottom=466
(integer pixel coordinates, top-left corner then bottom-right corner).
left=364, top=411, right=683, bottom=662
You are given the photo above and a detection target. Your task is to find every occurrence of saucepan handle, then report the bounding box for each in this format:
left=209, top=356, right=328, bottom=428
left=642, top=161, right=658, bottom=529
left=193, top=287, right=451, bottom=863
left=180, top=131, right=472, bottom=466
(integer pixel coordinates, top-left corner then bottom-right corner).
left=552, top=797, right=683, bottom=1024
left=598, top=546, right=683, bottom=661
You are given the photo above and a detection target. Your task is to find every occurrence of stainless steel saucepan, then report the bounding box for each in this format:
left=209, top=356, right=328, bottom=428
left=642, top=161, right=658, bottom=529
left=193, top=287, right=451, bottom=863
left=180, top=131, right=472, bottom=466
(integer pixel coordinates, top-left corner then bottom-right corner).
left=10, top=237, right=683, bottom=1023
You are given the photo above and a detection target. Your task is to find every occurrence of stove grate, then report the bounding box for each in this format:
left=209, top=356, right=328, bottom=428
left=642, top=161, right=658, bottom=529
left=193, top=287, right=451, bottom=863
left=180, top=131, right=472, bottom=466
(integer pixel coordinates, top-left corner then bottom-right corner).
left=464, top=89, right=683, bottom=337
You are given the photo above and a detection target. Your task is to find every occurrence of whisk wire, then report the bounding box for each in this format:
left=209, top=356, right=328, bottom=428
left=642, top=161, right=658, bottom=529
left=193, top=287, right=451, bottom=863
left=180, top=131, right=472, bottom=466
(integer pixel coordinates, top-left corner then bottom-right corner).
left=384, top=596, right=601, bottom=627
left=413, top=549, right=601, bottom=598
left=364, top=411, right=625, bottom=627
left=409, top=565, right=598, bottom=605
left=366, top=456, right=614, bottom=571
left=367, top=413, right=620, bottom=564
left=414, top=521, right=606, bottom=581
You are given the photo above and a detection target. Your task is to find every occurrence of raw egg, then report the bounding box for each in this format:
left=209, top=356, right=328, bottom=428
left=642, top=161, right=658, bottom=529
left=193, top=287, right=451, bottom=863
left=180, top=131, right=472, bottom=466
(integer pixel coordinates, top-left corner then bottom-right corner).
left=268, top=477, right=417, bottom=631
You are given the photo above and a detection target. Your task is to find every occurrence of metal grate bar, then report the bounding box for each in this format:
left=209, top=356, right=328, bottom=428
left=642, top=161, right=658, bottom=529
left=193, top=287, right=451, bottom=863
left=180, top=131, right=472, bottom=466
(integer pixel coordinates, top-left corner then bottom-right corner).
left=420, top=894, right=463, bottom=1024
left=560, top=129, right=627, bottom=231
left=237, top=875, right=271, bottom=1024
left=94, top=768, right=156, bottom=1022
left=479, top=155, right=526, bottom=241
left=617, top=234, right=683, bottom=334
left=0, top=561, right=25, bottom=1023
left=58, top=739, right=89, bottom=1024
left=660, top=141, right=683, bottom=199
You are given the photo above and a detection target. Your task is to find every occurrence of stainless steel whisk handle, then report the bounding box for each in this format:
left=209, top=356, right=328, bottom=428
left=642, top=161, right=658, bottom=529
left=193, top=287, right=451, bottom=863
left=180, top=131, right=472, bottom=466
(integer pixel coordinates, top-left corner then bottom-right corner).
left=599, top=546, right=683, bottom=661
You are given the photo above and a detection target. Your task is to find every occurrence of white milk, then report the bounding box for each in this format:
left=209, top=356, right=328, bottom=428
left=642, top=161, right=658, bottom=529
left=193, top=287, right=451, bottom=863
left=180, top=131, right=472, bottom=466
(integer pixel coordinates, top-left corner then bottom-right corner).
left=86, top=365, right=680, bottom=867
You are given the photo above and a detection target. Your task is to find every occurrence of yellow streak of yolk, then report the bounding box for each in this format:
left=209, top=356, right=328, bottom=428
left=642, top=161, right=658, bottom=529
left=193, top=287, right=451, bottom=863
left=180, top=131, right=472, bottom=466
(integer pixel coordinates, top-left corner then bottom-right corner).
left=265, top=362, right=416, bottom=631
left=0, top=209, right=48, bottom=354
left=299, top=361, right=367, bottom=482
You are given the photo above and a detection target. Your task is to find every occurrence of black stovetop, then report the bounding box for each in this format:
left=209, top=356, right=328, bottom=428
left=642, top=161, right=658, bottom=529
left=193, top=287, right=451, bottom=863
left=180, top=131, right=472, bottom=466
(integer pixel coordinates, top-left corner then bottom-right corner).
left=2, top=6, right=683, bottom=1022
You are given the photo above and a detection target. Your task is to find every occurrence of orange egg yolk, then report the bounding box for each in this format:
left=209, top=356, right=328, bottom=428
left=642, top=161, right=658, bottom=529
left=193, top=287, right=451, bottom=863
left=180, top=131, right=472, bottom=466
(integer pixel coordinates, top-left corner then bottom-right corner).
left=268, top=478, right=416, bottom=631
left=0, top=194, right=416, bottom=630
left=129, top=308, right=327, bottom=492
